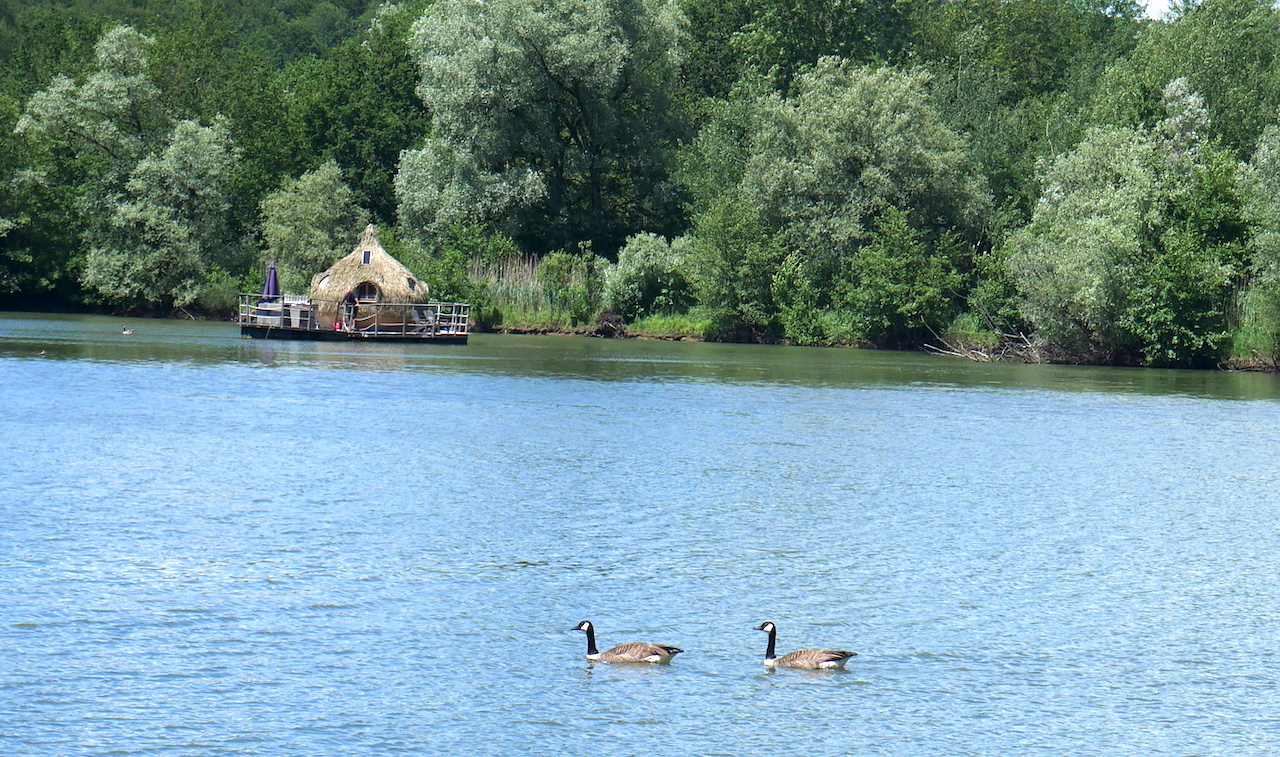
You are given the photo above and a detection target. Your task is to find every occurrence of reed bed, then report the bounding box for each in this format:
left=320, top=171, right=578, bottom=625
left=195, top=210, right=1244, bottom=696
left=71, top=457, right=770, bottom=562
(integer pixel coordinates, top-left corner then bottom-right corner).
left=468, top=254, right=591, bottom=329
left=469, top=255, right=545, bottom=314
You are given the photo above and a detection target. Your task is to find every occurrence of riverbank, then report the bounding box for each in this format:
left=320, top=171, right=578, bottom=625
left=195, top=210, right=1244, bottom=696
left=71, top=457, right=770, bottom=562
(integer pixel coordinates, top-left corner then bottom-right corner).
left=487, top=318, right=1280, bottom=373
left=487, top=323, right=700, bottom=341
left=482, top=310, right=706, bottom=342
left=8, top=305, right=1279, bottom=372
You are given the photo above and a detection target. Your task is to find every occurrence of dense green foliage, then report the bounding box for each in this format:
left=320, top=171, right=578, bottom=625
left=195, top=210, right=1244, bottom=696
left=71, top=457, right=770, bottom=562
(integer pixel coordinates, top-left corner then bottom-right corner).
left=4, top=0, right=1280, bottom=366
left=604, top=232, right=693, bottom=321
left=259, top=159, right=368, bottom=294
left=399, top=0, right=687, bottom=256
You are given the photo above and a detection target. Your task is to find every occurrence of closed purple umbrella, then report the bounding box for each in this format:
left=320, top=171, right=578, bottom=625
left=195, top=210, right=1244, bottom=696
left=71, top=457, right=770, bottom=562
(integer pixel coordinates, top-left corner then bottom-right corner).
left=263, top=261, right=279, bottom=299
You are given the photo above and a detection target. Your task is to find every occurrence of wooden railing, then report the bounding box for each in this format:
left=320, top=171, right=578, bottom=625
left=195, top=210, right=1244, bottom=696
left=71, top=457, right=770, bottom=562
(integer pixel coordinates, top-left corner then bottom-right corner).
left=238, top=294, right=470, bottom=337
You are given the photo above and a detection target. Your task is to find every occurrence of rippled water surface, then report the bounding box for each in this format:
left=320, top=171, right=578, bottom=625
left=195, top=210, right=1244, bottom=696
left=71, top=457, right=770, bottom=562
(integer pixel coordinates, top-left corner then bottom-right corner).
left=4, top=312, right=1280, bottom=755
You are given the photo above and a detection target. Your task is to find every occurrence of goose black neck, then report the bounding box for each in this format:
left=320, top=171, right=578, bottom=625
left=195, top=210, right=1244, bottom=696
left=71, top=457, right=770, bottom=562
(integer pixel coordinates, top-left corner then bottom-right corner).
left=583, top=625, right=599, bottom=656
left=764, top=626, right=777, bottom=660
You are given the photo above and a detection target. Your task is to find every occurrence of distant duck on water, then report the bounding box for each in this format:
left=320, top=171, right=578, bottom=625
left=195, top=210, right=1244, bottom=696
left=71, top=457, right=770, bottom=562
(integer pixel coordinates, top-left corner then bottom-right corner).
left=754, top=621, right=855, bottom=670
left=572, top=620, right=683, bottom=664
left=121, top=326, right=134, bottom=335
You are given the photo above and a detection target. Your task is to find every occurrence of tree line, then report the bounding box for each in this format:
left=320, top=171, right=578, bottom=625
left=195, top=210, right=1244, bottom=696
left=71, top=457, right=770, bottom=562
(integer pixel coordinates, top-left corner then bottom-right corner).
left=3, top=0, right=1280, bottom=367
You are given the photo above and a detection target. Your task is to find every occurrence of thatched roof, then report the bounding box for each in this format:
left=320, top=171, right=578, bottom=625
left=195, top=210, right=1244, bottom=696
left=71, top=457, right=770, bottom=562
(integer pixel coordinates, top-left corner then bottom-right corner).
left=310, top=225, right=428, bottom=309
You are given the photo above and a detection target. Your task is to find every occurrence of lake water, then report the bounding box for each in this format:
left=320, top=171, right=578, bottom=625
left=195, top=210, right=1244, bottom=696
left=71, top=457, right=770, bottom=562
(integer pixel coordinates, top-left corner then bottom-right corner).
left=3, top=312, right=1280, bottom=756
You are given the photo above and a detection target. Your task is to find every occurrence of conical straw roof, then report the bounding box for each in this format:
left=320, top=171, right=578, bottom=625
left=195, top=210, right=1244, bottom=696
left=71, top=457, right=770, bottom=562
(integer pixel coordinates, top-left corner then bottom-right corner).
left=310, top=225, right=428, bottom=321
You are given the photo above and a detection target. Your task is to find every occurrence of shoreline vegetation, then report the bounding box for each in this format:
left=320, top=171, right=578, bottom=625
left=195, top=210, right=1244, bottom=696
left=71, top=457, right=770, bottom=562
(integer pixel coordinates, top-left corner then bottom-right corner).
left=6, top=0, right=1280, bottom=371
left=18, top=300, right=1279, bottom=373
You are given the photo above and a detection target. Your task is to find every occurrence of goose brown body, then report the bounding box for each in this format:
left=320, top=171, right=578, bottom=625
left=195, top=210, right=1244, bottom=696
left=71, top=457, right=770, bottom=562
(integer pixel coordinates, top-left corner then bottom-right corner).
left=592, top=641, right=684, bottom=663
left=572, top=621, right=683, bottom=664
left=754, top=621, right=855, bottom=670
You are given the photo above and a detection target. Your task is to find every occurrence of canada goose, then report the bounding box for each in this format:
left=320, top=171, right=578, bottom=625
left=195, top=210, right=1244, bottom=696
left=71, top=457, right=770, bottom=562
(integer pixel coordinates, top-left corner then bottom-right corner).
left=121, top=326, right=134, bottom=335
left=754, top=621, right=855, bottom=670
left=571, top=620, right=683, bottom=664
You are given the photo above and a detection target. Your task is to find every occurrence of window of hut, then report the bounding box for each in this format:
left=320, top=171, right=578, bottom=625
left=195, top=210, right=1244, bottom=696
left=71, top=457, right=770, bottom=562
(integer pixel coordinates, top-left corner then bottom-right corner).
left=362, top=250, right=372, bottom=264
left=355, top=282, right=379, bottom=301
left=319, top=275, right=331, bottom=288
left=407, top=278, right=417, bottom=292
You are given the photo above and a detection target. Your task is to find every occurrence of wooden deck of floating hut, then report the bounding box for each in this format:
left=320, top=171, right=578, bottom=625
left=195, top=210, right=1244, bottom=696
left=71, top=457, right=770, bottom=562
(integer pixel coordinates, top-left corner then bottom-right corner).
left=238, top=224, right=470, bottom=344
left=238, top=295, right=469, bottom=343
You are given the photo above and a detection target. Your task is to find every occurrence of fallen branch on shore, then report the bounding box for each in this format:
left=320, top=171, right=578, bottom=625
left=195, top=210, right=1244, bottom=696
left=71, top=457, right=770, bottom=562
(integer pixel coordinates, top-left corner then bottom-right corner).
left=923, top=342, right=993, bottom=361
left=923, top=330, right=1042, bottom=363
left=1220, top=350, right=1280, bottom=372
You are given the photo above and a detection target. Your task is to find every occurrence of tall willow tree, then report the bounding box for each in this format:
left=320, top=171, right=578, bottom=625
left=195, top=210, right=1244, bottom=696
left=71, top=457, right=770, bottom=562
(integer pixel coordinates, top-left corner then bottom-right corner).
left=18, top=25, right=241, bottom=309
left=1009, top=80, right=1247, bottom=366
left=681, top=60, right=988, bottom=343
left=1006, top=125, right=1154, bottom=362
left=740, top=62, right=986, bottom=272
left=397, top=0, right=689, bottom=256
left=81, top=119, right=239, bottom=309
left=15, top=25, right=168, bottom=210
left=14, top=25, right=169, bottom=305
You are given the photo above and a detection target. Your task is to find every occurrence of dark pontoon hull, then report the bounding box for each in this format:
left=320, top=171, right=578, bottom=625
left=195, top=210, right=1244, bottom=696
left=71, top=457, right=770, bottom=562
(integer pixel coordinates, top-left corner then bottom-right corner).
left=240, top=324, right=468, bottom=344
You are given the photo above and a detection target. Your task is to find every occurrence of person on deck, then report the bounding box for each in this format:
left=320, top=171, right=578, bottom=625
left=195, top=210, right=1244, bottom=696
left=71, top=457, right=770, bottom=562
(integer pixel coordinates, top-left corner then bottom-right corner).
left=342, top=290, right=357, bottom=326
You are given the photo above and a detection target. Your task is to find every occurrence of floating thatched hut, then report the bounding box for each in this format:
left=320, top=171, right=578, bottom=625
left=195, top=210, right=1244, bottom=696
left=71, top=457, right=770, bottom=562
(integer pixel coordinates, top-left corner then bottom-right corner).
left=310, top=224, right=429, bottom=326
left=238, top=223, right=468, bottom=342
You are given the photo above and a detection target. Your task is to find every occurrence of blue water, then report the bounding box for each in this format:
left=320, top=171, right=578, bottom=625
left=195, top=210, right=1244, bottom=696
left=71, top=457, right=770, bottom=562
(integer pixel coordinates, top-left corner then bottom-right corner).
left=3, top=313, right=1280, bottom=755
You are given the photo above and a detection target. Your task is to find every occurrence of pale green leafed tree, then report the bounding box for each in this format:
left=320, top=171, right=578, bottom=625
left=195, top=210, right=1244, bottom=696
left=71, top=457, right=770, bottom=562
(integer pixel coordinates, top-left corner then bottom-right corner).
left=395, top=138, right=544, bottom=246
left=1240, top=124, right=1280, bottom=274
left=15, top=25, right=171, bottom=270
left=399, top=0, right=688, bottom=254
left=15, top=25, right=167, bottom=172
left=260, top=160, right=368, bottom=293
left=1006, top=126, right=1156, bottom=361
left=17, top=25, right=252, bottom=310
left=1012, top=78, right=1252, bottom=367
left=603, top=232, right=691, bottom=320
left=82, top=119, right=239, bottom=308
left=1159, top=77, right=1210, bottom=163
left=738, top=59, right=987, bottom=277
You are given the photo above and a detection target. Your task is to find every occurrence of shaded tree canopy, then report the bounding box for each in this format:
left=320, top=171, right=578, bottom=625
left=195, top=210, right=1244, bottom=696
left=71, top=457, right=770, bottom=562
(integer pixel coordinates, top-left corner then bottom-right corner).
left=398, top=0, right=689, bottom=257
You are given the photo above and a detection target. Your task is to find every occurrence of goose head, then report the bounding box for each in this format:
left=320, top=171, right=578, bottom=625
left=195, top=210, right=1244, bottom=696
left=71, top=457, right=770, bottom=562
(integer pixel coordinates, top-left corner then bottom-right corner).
left=754, top=621, right=776, bottom=633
